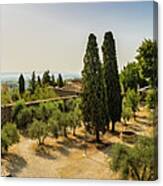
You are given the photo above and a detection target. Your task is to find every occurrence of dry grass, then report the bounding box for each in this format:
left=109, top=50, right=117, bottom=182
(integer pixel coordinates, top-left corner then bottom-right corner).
left=1, top=107, right=155, bottom=179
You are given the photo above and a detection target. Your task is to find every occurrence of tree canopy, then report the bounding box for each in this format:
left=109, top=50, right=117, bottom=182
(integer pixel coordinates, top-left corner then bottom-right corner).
left=102, top=31, right=122, bottom=132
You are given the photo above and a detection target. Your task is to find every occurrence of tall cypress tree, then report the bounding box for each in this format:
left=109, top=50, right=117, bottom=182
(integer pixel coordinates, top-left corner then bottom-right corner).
left=42, top=70, right=51, bottom=85
left=30, top=71, right=36, bottom=94
left=51, top=74, right=56, bottom=86
left=57, top=73, right=64, bottom=88
left=37, top=75, right=42, bottom=87
left=18, top=74, right=25, bottom=95
left=102, top=32, right=122, bottom=132
left=82, top=33, right=105, bottom=142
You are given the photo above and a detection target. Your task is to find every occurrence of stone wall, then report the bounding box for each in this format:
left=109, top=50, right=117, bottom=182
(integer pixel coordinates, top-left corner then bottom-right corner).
left=1, top=95, right=79, bottom=125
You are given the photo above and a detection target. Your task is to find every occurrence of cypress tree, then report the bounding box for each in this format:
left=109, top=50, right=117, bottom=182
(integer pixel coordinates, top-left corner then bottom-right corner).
left=51, top=74, right=56, bottom=86
left=18, top=74, right=25, bottom=95
left=37, top=75, right=42, bottom=87
left=30, top=71, right=36, bottom=94
left=102, top=32, right=122, bottom=133
left=57, top=73, right=64, bottom=88
left=42, top=70, right=51, bottom=85
left=82, top=33, right=105, bottom=142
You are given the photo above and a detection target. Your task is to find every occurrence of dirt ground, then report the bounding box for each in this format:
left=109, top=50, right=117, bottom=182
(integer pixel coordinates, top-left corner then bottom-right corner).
left=1, top=107, right=154, bottom=179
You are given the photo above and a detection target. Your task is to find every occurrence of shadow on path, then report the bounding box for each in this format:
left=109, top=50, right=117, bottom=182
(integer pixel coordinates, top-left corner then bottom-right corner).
left=5, top=153, right=27, bottom=176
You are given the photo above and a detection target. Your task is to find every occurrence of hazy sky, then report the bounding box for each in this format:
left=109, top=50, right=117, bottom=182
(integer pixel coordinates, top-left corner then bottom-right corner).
left=1, top=1, right=154, bottom=73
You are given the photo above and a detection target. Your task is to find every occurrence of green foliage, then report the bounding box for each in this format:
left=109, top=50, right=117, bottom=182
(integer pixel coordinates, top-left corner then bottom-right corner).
left=120, top=62, right=147, bottom=93
left=121, top=97, right=133, bottom=124
left=68, top=108, right=82, bottom=136
left=146, top=89, right=157, bottom=109
left=136, top=39, right=158, bottom=88
left=10, top=88, right=20, bottom=102
left=1, top=83, right=12, bottom=104
left=1, top=92, right=11, bottom=105
left=29, top=85, right=57, bottom=101
left=51, top=74, right=56, bottom=86
left=29, top=71, right=36, bottom=94
left=42, top=70, right=51, bottom=85
left=33, top=102, right=58, bottom=122
left=16, top=107, right=33, bottom=129
left=1, top=123, right=20, bottom=153
left=59, top=112, right=70, bottom=137
left=12, top=100, right=26, bottom=122
left=37, top=75, right=42, bottom=87
left=57, top=73, right=64, bottom=88
left=125, top=89, right=139, bottom=115
left=110, top=136, right=157, bottom=180
left=18, top=74, right=25, bottom=95
left=102, top=31, right=122, bottom=132
left=48, top=117, right=60, bottom=138
left=82, top=33, right=106, bottom=142
left=28, top=119, right=49, bottom=145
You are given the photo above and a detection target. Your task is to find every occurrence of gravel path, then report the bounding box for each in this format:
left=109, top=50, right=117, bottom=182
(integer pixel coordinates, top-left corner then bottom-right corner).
left=5, top=135, right=117, bottom=179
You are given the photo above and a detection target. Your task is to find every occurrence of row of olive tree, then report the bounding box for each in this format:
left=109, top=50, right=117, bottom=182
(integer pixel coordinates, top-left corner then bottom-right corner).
left=13, top=99, right=81, bottom=145
left=1, top=98, right=82, bottom=153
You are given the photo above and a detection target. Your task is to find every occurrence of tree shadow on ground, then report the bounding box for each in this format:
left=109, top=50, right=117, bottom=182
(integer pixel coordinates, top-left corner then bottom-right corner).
left=135, top=118, right=153, bottom=126
left=5, top=153, right=27, bottom=176
left=57, top=145, right=70, bottom=156
left=57, top=136, right=84, bottom=150
left=135, top=114, right=148, bottom=120
left=126, top=124, right=143, bottom=132
left=35, top=145, right=57, bottom=160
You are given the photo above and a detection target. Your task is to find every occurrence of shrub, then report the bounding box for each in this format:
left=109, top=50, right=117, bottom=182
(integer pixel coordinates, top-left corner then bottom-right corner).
left=16, top=107, right=33, bottom=129
left=121, top=97, right=133, bottom=124
left=125, top=89, right=140, bottom=118
left=12, top=100, right=26, bottom=122
left=1, top=123, right=20, bottom=154
left=29, top=85, right=57, bottom=101
left=68, top=108, right=82, bottom=136
left=48, top=117, right=59, bottom=138
left=28, top=119, right=49, bottom=145
left=110, top=136, right=157, bottom=180
left=10, top=88, right=20, bottom=102
left=146, top=89, right=157, bottom=109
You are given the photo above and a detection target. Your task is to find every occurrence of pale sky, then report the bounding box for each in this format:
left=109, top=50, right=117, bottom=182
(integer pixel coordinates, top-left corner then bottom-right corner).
left=1, top=1, right=154, bottom=73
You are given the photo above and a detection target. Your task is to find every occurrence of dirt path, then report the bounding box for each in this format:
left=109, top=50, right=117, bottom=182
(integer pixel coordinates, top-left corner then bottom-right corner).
left=4, top=135, right=117, bottom=179
left=2, top=107, right=154, bottom=179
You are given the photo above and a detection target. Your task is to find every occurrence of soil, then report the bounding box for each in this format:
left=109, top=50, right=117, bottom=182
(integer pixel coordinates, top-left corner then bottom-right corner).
left=1, top=107, right=154, bottom=179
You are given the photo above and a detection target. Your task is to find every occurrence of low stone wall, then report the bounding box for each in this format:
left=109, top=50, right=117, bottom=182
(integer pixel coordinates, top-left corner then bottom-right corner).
left=1, top=95, right=79, bottom=125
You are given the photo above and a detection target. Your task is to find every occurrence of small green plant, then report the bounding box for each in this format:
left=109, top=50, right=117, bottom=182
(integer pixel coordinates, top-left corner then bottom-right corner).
left=1, top=123, right=20, bottom=154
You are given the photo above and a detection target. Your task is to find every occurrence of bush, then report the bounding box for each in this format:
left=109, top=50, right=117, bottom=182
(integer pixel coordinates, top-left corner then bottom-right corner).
left=30, top=86, right=57, bottom=101
left=146, top=89, right=157, bottom=109
left=10, top=88, right=20, bottom=102
left=110, top=136, right=157, bottom=180
left=125, top=89, right=140, bottom=118
left=1, top=123, right=20, bottom=154
left=48, top=117, right=60, bottom=138
left=16, top=107, right=33, bottom=129
left=68, top=108, right=82, bottom=136
left=121, top=97, right=133, bottom=124
left=28, top=119, right=49, bottom=145
left=12, top=100, right=26, bottom=122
